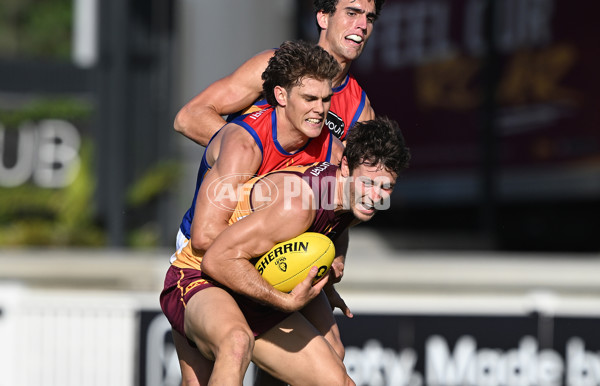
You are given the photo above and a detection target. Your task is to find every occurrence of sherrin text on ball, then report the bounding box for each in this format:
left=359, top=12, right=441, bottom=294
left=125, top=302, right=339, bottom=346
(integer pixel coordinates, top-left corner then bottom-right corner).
left=255, top=232, right=335, bottom=292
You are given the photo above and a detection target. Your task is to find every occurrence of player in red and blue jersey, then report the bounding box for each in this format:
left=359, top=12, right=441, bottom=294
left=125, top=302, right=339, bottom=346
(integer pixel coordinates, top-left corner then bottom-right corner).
left=177, top=104, right=340, bottom=246
left=165, top=40, right=344, bottom=385
left=174, top=0, right=386, bottom=146
left=176, top=42, right=341, bottom=249
left=228, top=71, right=367, bottom=141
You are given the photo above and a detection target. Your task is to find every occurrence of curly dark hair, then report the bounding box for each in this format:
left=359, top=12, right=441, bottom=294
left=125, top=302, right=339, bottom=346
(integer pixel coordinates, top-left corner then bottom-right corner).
left=343, top=116, right=411, bottom=177
left=262, top=40, right=340, bottom=107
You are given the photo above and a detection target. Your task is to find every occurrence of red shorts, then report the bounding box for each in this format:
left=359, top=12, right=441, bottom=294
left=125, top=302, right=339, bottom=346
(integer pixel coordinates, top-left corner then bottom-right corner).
left=159, top=265, right=291, bottom=341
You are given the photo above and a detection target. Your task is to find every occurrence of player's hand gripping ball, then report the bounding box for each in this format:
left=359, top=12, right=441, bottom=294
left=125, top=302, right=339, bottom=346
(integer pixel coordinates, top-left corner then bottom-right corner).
left=255, top=232, right=335, bottom=292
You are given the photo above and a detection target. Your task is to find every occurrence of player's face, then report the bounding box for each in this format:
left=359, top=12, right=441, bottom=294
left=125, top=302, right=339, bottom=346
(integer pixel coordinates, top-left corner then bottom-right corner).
left=318, top=0, right=377, bottom=64
left=346, top=161, right=396, bottom=222
left=285, top=77, right=333, bottom=139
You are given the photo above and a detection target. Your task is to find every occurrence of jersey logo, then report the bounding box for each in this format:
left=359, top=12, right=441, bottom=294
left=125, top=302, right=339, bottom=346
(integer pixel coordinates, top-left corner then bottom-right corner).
left=248, top=108, right=268, bottom=120
left=325, top=110, right=345, bottom=139
left=309, top=162, right=332, bottom=177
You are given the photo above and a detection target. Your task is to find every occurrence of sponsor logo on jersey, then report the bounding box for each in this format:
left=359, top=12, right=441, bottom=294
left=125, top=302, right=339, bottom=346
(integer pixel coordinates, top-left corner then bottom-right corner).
left=325, top=110, right=345, bottom=139
left=309, top=162, right=332, bottom=177
left=248, top=108, right=269, bottom=120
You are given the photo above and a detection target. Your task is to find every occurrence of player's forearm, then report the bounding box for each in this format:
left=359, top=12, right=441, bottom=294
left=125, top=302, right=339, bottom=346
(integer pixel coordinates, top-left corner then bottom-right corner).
left=333, top=230, right=349, bottom=260
left=174, top=105, right=226, bottom=147
left=202, top=255, right=292, bottom=311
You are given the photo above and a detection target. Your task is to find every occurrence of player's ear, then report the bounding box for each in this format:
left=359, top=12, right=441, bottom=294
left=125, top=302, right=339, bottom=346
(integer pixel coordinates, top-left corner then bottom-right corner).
left=341, top=156, right=350, bottom=177
left=317, top=10, right=328, bottom=30
left=274, top=85, right=287, bottom=107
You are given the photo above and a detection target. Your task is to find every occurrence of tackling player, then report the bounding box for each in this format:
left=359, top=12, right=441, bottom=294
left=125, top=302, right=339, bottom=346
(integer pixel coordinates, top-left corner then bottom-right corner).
left=162, top=40, right=344, bottom=385
left=161, top=116, right=411, bottom=385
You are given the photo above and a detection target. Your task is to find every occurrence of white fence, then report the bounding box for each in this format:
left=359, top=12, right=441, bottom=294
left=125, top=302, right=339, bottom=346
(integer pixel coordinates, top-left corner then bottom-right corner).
left=0, top=283, right=260, bottom=386
left=1, top=236, right=600, bottom=385
left=0, top=284, right=137, bottom=386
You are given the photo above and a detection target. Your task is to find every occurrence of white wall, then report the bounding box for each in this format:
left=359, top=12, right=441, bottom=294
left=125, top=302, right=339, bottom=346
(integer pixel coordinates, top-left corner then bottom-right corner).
left=171, top=0, right=297, bottom=215
left=175, top=0, right=296, bottom=104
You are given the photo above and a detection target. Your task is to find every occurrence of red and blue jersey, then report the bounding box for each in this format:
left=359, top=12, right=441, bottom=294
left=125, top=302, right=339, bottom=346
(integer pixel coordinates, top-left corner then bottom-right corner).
left=326, top=73, right=367, bottom=140
left=179, top=107, right=336, bottom=239
left=234, top=107, right=335, bottom=175
left=227, top=74, right=367, bottom=141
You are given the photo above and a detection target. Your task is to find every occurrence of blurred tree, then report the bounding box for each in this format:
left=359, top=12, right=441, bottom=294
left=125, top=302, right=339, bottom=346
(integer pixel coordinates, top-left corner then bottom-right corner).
left=0, top=0, right=72, bottom=60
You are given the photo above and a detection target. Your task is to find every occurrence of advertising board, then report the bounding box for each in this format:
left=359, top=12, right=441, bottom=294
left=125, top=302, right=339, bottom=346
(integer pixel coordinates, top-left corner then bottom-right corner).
left=139, top=309, right=600, bottom=386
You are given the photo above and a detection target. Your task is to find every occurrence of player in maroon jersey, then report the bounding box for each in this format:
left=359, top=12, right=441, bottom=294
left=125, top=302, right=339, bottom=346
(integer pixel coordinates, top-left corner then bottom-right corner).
left=164, top=39, right=342, bottom=385
left=161, top=116, right=410, bottom=385
left=171, top=3, right=388, bottom=382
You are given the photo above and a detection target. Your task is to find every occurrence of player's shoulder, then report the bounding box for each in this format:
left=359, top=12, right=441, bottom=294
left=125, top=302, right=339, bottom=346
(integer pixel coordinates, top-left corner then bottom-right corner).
left=265, top=167, right=315, bottom=195
left=216, top=121, right=262, bottom=149
left=256, top=171, right=315, bottom=217
left=357, top=96, right=375, bottom=122
left=208, top=122, right=264, bottom=172
left=329, top=137, right=345, bottom=165
left=335, top=72, right=367, bottom=100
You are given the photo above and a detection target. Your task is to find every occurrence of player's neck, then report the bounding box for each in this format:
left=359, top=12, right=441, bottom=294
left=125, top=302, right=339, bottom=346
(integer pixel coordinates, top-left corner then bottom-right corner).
left=275, top=108, right=310, bottom=152
left=317, top=40, right=352, bottom=88
left=333, top=65, right=351, bottom=88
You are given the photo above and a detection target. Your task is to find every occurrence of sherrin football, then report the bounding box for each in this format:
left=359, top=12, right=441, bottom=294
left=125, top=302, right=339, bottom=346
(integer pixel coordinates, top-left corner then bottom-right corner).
left=255, top=232, right=335, bottom=293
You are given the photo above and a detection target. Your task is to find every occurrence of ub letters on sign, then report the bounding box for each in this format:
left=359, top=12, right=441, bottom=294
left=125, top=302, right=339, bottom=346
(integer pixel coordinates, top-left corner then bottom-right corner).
left=0, top=119, right=81, bottom=188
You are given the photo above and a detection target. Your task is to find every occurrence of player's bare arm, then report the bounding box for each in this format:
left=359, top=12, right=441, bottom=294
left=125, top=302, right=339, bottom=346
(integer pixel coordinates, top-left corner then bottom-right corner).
left=202, top=175, right=328, bottom=313
left=189, top=124, right=263, bottom=255
left=174, top=49, right=275, bottom=146
left=357, top=94, right=375, bottom=122
left=323, top=227, right=353, bottom=317
left=329, top=136, right=345, bottom=166
left=323, top=217, right=362, bottom=316
left=330, top=228, right=349, bottom=283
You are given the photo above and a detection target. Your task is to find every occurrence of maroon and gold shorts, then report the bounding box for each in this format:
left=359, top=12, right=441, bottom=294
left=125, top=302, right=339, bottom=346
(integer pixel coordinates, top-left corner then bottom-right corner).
left=159, top=265, right=291, bottom=341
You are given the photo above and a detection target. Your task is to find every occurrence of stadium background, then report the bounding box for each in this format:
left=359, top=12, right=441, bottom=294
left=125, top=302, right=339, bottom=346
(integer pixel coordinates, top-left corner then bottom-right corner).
left=1, top=0, right=599, bottom=385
